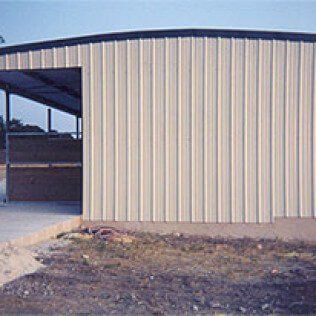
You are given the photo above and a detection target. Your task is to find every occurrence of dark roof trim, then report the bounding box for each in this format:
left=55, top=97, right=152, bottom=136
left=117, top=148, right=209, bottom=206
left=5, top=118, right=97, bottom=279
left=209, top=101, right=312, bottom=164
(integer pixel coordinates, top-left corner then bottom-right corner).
left=1, top=28, right=316, bottom=55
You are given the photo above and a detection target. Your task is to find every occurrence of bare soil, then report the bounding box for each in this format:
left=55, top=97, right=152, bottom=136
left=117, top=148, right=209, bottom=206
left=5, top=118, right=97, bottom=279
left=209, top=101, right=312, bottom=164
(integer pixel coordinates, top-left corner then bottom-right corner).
left=0, top=229, right=315, bottom=314
left=0, top=245, right=43, bottom=287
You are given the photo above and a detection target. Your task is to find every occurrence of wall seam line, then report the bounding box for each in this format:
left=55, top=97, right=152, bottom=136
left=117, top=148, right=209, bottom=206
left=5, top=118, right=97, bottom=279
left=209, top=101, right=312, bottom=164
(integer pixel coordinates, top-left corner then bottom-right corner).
left=151, top=39, right=156, bottom=222
left=216, top=37, right=221, bottom=223
left=190, top=37, right=195, bottom=222
left=165, top=38, right=170, bottom=222
left=29, top=51, right=33, bottom=69
left=284, top=41, right=289, bottom=218
left=77, top=45, right=82, bottom=66
left=257, top=39, right=261, bottom=223
left=5, top=54, right=9, bottom=70
left=126, top=40, right=131, bottom=221
left=52, top=47, right=57, bottom=68
left=139, top=39, right=144, bottom=221
left=230, top=38, right=235, bottom=223
left=177, top=37, right=182, bottom=222
left=101, top=42, right=106, bottom=221
left=114, top=41, right=119, bottom=221
left=40, top=50, right=44, bottom=69
left=89, top=43, right=94, bottom=220
left=270, top=40, right=275, bottom=223
left=65, top=46, right=69, bottom=67
left=243, top=38, right=248, bottom=223
left=203, top=37, right=208, bottom=223
left=297, top=41, right=302, bottom=217
left=17, top=52, right=21, bottom=69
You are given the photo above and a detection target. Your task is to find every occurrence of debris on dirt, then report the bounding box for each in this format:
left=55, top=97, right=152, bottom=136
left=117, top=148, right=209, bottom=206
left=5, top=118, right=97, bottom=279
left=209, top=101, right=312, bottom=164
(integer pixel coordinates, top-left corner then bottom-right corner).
left=108, top=234, right=136, bottom=244
left=261, top=303, right=271, bottom=311
left=23, top=290, right=30, bottom=297
left=192, top=304, right=199, bottom=312
left=82, top=226, right=137, bottom=244
left=58, top=232, right=93, bottom=240
left=271, top=268, right=279, bottom=275
left=211, top=302, right=222, bottom=308
left=173, top=232, right=182, bottom=237
left=0, top=245, right=44, bottom=287
left=239, top=306, right=247, bottom=313
left=0, top=231, right=315, bottom=314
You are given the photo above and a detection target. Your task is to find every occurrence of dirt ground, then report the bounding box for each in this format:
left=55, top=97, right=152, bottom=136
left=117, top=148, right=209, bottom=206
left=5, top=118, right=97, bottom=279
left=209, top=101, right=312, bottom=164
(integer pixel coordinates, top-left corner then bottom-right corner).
left=0, top=245, right=43, bottom=287
left=0, top=229, right=315, bottom=314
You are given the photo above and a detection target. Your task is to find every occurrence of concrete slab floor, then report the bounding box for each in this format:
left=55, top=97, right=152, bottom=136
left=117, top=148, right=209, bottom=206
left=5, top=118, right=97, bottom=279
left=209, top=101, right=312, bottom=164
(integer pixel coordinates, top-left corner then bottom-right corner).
left=0, top=201, right=81, bottom=243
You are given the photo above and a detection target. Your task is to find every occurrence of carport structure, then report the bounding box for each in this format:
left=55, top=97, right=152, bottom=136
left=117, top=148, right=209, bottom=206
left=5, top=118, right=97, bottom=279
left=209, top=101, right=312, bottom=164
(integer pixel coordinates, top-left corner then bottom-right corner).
left=0, top=67, right=83, bottom=246
left=0, top=68, right=82, bottom=201
left=0, top=67, right=82, bottom=201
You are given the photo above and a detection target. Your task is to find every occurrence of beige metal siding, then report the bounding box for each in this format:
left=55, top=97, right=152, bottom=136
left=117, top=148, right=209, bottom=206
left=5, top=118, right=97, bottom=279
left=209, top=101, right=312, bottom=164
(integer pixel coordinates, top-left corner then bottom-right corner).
left=0, top=34, right=315, bottom=223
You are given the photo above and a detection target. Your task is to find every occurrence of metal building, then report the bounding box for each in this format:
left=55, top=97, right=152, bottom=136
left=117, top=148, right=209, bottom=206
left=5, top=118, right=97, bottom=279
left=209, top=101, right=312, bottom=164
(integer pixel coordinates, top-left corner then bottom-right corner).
left=0, top=28, right=315, bottom=225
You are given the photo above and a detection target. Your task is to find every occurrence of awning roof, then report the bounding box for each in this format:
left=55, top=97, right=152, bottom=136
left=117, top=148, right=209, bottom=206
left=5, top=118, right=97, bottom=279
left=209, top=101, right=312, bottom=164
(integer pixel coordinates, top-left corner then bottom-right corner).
left=0, top=68, right=81, bottom=116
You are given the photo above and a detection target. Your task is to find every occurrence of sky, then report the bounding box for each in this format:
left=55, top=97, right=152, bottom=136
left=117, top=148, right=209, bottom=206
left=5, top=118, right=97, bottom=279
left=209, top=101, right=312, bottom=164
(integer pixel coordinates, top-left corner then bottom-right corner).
left=1, top=0, right=316, bottom=132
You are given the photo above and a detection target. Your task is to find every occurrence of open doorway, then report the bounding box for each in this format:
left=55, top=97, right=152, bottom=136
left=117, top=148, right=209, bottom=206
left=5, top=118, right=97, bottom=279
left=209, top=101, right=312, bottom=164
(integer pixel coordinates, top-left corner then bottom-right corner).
left=0, top=68, right=82, bottom=215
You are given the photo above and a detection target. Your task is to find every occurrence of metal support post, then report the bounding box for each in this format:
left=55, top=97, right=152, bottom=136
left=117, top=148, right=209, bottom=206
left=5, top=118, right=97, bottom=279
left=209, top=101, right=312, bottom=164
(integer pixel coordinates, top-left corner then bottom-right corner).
left=47, top=108, right=52, bottom=132
left=76, top=116, right=80, bottom=139
left=5, top=90, right=10, bottom=203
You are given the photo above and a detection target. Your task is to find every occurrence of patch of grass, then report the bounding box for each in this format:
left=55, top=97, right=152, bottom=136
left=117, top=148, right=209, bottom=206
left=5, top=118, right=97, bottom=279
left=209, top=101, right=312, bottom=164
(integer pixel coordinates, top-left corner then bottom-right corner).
left=103, top=262, right=121, bottom=269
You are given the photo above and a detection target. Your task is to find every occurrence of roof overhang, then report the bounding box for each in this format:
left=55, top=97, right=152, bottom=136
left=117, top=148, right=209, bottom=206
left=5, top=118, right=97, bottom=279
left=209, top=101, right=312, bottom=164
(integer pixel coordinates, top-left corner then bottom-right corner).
left=0, top=68, right=81, bottom=116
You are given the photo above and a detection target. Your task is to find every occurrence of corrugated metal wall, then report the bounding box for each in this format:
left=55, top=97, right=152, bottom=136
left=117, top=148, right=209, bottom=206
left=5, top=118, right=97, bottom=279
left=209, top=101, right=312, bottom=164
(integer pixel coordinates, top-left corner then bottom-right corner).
left=1, top=34, right=315, bottom=223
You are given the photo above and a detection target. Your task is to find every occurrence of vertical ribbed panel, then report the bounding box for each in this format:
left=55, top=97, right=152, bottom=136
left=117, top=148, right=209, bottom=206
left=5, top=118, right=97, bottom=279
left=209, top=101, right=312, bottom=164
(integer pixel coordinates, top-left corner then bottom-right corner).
left=168, top=38, right=178, bottom=221
left=81, top=44, right=91, bottom=220
left=218, top=38, right=232, bottom=222
left=165, top=38, right=170, bottom=222
left=258, top=40, right=272, bottom=222
left=177, top=37, right=182, bottom=222
left=232, top=38, right=245, bottom=222
left=194, top=37, right=204, bottom=222
left=272, top=40, right=285, bottom=217
left=104, top=41, right=115, bottom=220
left=101, top=42, right=106, bottom=221
left=91, top=43, right=102, bottom=220
left=299, top=42, right=313, bottom=217
left=126, top=40, right=131, bottom=221
left=286, top=41, right=300, bottom=217
left=208, top=38, right=219, bottom=222
left=0, top=35, right=316, bottom=223
left=130, top=40, right=140, bottom=221
left=116, top=40, right=128, bottom=221
left=181, top=37, right=191, bottom=221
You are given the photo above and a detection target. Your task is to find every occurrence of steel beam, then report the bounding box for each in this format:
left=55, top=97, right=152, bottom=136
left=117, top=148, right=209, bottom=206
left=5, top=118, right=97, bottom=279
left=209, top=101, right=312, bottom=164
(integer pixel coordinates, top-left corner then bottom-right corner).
left=0, top=81, right=80, bottom=117
left=47, top=108, right=52, bottom=132
left=5, top=90, right=10, bottom=203
left=76, top=116, right=80, bottom=139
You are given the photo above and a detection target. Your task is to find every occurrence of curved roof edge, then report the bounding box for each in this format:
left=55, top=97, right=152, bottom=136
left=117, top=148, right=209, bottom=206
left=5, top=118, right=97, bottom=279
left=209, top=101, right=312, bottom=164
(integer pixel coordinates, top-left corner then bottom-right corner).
left=1, top=28, right=316, bottom=55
